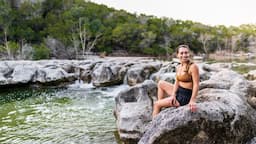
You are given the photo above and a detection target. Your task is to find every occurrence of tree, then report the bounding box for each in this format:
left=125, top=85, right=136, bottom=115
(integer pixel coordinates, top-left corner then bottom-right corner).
left=76, top=17, right=101, bottom=58
left=139, top=31, right=156, bottom=50
left=0, top=0, right=13, bottom=59
left=112, top=23, right=145, bottom=53
left=71, top=31, right=79, bottom=59
left=41, top=0, right=63, bottom=18
left=231, top=35, right=240, bottom=53
left=33, top=43, right=50, bottom=60
left=198, top=33, right=212, bottom=57
left=1, top=0, right=255, bottom=60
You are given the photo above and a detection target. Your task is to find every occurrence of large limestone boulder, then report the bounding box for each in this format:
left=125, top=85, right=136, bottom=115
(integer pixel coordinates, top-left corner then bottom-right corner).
left=114, top=80, right=157, bottom=144
left=0, top=60, right=78, bottom=86
left=0, top=62, right=13, bottom=85
left=91, top=62, right=127, bottom=87
left=0, top=58, right=162, bottom=87
left=0, top=61, right=13, bottom=77
left=34, top=65, right=76, bottom=83
left=198, top=63, right=212, bottom=81
left=126, top=62, right=161, bottom=86
left=75, top=60, right=99, bottom=83
left=139, top=69, right=256, bottom=144
left=11, top=64, right=37, bottom=84
left=151, top=61, right=177, bottom=84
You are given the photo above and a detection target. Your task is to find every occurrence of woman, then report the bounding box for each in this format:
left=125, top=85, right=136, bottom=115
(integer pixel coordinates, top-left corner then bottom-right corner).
left=152, top=44, right=199, bottom=117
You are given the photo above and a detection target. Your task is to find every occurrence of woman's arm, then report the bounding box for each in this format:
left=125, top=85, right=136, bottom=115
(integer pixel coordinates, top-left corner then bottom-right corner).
left=171, top=77, right=179, bottom=97
left=189, top=64, right=199, bottom=111
left=171, top=65, right=180, bottom=97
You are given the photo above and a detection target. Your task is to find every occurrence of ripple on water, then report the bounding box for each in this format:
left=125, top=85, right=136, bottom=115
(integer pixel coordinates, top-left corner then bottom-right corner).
left=0, top=86, right=126, bottom=144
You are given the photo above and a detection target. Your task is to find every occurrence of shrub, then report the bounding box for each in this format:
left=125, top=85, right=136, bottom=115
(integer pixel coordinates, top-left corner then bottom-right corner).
left=33, top=44, right=50, bottom=60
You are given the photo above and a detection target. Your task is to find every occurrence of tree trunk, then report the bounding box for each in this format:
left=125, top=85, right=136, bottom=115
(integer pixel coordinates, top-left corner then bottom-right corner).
left=86, top=34, right=101, bottom=53
left=4, top=30, right=12, bottom=59
left=79, top=18, right=87, bottom=58
left=71, top=33, right=79, bottom=59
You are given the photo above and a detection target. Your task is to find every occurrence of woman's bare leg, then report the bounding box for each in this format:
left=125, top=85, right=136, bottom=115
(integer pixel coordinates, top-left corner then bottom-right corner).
left=152, top=97, right=171, bottom=117
left=157, top=80, right=174, bottom=99
left=152, top=97, right=180, bottom=117
left=152, top=80, right=177, bottom=117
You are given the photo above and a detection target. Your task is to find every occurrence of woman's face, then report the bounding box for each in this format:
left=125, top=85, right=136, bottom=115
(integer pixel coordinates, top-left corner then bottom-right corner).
left=177, top=47, right=190, bottom=63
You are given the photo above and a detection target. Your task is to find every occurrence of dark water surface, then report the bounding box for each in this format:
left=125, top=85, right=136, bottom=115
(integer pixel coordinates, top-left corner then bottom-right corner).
left=0, top=83, right=128, bottom=144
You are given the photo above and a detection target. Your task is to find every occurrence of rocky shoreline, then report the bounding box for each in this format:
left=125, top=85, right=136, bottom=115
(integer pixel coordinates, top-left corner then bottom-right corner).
left=0, top=57, right=160, bottom=88
left=1, top=58, right=256, bottom=144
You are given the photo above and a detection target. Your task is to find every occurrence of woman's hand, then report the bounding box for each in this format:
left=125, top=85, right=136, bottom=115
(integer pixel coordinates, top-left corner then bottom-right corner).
left=169, top=95, right=177, bottom=106
left=188, top=101, right=197, bottom=112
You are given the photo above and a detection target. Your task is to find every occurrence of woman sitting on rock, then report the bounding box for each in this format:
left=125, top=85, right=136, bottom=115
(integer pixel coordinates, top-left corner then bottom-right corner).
left=152, top=44, right=199, bottom=117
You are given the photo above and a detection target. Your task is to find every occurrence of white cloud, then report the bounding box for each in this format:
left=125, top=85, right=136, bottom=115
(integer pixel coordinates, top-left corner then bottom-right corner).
left=89, top=0, right=256, bottom=26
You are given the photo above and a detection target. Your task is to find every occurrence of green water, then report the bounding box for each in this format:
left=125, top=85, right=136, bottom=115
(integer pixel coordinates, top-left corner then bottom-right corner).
left=0, top=85, right=126, bottom=144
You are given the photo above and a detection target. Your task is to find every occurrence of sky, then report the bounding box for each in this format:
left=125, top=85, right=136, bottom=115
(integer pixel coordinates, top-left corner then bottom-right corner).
left=90, top=0, right=256, bottom=27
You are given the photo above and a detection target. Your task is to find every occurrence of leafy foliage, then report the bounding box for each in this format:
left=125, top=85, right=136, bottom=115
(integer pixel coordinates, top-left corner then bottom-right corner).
left=33, top=43, right=50, bottom=60
left=0, top=0, right=255, bottom=60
